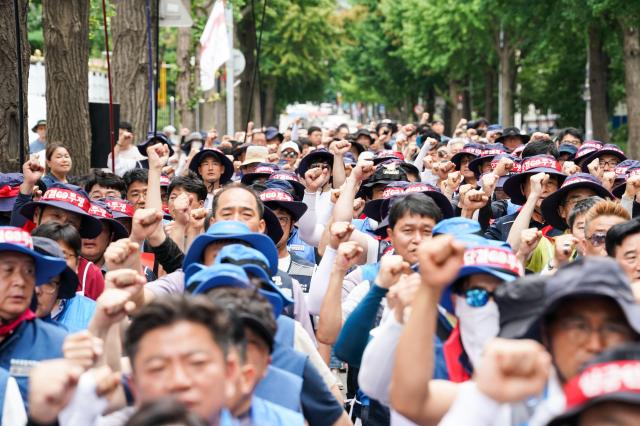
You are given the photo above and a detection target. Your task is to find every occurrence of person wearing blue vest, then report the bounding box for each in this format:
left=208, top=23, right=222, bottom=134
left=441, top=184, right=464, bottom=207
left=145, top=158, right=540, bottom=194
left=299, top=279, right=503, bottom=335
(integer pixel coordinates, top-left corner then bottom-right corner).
left=186, top=264, right=304, bottom=425
left=185, top=250, right=351, bottom=426
left=31, top=236, right=96, bottom=332
left=120, top=295, right=237, bottom=425
left=0, top=226, right=68, bottom=407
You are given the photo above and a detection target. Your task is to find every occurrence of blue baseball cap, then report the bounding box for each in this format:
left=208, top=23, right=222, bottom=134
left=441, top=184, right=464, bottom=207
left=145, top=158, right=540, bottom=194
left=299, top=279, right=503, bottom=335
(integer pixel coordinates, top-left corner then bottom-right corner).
left=433, top=217, right=481, bottom=236
left=0, top=227, right=67, bottom=285
left=214, top=244, right=293, bottom=307
left=186, top=263, right=252, bottom=295
left=183, top=221, right=279, bottom=274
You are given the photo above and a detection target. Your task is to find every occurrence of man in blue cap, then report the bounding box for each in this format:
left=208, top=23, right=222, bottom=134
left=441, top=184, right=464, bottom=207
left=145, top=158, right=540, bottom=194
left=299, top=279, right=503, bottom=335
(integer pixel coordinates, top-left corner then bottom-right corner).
left=186, top=261, right=350, bottom=426
left=0, top=227, right=68, bottom=405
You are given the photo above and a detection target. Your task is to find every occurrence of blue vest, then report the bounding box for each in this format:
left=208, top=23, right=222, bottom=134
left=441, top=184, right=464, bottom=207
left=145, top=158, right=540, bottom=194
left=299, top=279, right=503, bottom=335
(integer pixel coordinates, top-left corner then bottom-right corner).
left=287, top=227, right=316, bottom=264
left=352, top=218, right=377, bottom=237
left=0, top=318, right=67, bottom=406
left=53, top=296, right=96, bottom=333
left=255, top=366, right=303, bottom=412
left=249, top=396, right=304, bottom=425
left=0, top=368, right=9, bottom=424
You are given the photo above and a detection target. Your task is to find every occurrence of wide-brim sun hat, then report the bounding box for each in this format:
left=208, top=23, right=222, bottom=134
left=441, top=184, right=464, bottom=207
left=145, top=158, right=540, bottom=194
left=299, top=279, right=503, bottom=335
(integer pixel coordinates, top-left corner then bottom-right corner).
left=540, top=173, right=613, bottom=230
left=0, top=227, right=67, bottom=285
left=189, top=148, right=235, bottom=184
left=502, top=155, right=567, bottom=205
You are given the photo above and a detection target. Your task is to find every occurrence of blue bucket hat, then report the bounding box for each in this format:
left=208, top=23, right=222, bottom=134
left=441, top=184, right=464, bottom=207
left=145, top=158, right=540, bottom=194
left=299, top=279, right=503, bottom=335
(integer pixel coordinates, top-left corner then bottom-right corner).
left=186, top=263, right=252, bottom=295
left=433, top=217, right=481, bottom=236
left=20, top=183, right=103, bottom=239
left=183, top=221, right=278, bottom=274
left=0, top=227, right=67, bottom=285
left=32, top=236, right=79, bottom=298
left=214, top=244, right=293, bottom=307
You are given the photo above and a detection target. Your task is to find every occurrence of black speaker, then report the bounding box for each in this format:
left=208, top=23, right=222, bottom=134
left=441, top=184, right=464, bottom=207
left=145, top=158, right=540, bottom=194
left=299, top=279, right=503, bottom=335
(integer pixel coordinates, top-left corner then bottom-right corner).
left=89, top=102, right=120, bottom=169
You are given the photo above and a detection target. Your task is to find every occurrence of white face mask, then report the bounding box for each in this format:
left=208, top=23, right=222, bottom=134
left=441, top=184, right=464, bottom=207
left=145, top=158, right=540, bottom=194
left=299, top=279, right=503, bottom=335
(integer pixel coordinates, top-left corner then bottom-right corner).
left=454, top=294, right=500, bottom=368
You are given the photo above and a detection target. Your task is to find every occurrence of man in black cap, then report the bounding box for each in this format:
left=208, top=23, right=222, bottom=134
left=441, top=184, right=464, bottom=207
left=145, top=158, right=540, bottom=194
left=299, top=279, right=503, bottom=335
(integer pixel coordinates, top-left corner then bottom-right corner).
left=391, top=239, right=640, bottom=426
left=495, top=127, right=530, bottom=153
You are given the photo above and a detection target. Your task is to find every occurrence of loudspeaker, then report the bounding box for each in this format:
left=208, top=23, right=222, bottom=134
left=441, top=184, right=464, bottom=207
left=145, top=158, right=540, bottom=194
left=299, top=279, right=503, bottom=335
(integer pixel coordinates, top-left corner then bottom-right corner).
left=89, top=102, right=120, bottom=169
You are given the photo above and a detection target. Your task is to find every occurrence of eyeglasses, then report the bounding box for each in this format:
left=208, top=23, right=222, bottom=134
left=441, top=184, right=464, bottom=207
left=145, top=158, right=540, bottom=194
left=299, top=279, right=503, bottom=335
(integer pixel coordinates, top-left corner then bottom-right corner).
left=282, top=151, right=298, bottom=159
left=37, top=281, right=59, bottom=295
left=586, top=232, right=607, bottom=247
left=310, top=162, right=330, bottom=170
left=463, top=287, right=494, bottom=307
left=557, top=318, right=634, bottom=346
left=600, top=160, right=620, bottom=168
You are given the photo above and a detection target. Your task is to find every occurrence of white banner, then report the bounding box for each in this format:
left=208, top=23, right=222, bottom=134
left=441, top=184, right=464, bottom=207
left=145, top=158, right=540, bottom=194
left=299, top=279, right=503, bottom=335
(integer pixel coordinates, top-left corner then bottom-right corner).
left=199, top=0, right=230, bottom=91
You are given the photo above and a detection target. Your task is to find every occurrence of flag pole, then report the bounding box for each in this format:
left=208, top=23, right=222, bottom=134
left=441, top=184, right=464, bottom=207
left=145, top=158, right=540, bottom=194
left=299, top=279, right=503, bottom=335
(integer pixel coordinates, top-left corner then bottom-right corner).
left=225, top=0, right=234, bottom=136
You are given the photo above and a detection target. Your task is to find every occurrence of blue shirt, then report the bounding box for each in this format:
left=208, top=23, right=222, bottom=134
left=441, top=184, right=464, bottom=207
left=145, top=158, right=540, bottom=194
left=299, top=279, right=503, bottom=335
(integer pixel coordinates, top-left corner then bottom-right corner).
left=247, top=396, right=304, bottom=425
left=53, top=296, right=96, bottom=333
left=29, top=139, right=46, bottom=154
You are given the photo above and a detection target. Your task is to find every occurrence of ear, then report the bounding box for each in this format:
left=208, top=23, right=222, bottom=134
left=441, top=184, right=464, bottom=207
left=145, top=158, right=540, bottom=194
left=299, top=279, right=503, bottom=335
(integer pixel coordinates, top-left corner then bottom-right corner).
left=224, top=352, right=241, bottom=402
left=258, top=218, right=266, bottom=234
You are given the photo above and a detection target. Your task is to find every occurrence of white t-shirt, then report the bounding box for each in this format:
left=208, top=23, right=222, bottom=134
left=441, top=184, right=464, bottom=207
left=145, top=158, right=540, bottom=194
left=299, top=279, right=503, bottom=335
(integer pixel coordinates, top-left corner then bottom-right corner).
left=107, top=146, right=145, bottom=176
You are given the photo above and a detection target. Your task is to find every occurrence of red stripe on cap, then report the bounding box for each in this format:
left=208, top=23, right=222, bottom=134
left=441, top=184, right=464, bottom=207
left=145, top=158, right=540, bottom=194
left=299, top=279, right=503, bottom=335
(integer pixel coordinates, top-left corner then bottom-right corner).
left=462, top=146, right=483, bottom=156
left=270, top=173, right=300, bottom=182
left=160, top=175, right=171, bottom=186
left=105, top=200, right=134, bottom=217
left=382, top=186, right=406, bottom=199
left=464, top=246, right=523, bottom=277
left=260, top=189, right=294, bottom=202
left=42, top=188, right=90, bottom=212
left=0, top=228, right=33, bottom=249
left=0, top=186, right=20, bottom=198
left=88, top=204, right=113, bottom=219
left=564, top=361, right=640, bottom=410
left=561, top=177, right=595, bottom=188
left=520, top=157, right=561, bottom=173
left=406, top=183, right=439, bottom=193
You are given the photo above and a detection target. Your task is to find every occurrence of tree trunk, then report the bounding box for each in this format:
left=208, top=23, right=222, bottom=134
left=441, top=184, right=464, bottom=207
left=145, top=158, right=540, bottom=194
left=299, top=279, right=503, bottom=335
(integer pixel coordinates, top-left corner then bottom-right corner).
left=462, top=75, right=472, bottom=121
left=263, top=82, right=276, bottom=126
left=588, top=24, right=609, bottom=142
left=42, top=0, right=91, bottom=174
left=112, top=0, right=154, bottom=140
left=622, top=23, right=640, bottom=158
left=0, top=0, right=29, bottom=172
left=238, top=5, right=262, bottom=129
left=448, top=80, right=463, bottom=135
left=498, top=30, right=514, bottom=127
left=176, top=0, right=194, bottom=130
left=484, top=67, right=495, bottom=122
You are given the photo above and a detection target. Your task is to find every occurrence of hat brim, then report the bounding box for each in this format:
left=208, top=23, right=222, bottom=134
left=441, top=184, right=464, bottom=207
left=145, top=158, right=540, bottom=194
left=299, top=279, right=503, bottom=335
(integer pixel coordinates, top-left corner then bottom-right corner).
left=137, top=137, right=176, bottom=158
left=57, top=265, right=80, bottom=299
left=468, top=156, right=495, bottom=176
left=263, top=206, right=284, bottom=245
left=451, top=152, right=479, bottom=170
left=189, top=150, right=235, bottom=184
left=454, top=266, right=518, bottom=286
left=0, top=244, right=67, bottom=285
left=503, top=170, right=567, bottom=206
left=580, top=150, right=628, bottom=172
left=495, top=134, right=530, bottom=144
left=0, top=197, right=18, bottom=212
left=296, top=152, right=334, bottom=177
left=263, top=200, right=308, bottom=223
left=241, top=172, right=273, bottom=186
left=100, top=218, right=130, bottom=241
left=541, top=182, right=613, bottom=230
left=507, top=291, right=640, bottom=342
left=20, top=200, right=104, bottom=239
left=189, top=275, right=252, bottom=295
left=547, top=392, right=640, bottom=426
left=184, top=230, right=279, bottom=274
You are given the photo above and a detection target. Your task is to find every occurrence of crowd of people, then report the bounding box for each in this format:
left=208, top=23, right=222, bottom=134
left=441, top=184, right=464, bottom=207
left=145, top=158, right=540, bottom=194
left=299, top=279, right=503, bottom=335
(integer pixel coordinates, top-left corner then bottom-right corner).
left=2, top=114, right=640, bottom=425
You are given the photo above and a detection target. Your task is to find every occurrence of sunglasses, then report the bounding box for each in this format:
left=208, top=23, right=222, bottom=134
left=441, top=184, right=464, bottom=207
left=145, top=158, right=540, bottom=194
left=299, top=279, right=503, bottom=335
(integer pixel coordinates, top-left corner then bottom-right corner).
left=463, top=287, right=494, bottom=307
left=282, top=151, right=298, bottom=159
left=586, top=232, right=607, bottom=247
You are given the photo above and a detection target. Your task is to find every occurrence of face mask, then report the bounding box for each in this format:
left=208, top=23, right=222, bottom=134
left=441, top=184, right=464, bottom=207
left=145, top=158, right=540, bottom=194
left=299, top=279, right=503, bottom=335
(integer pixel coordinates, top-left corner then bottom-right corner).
left=454, top=294, right=500, bottom=368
